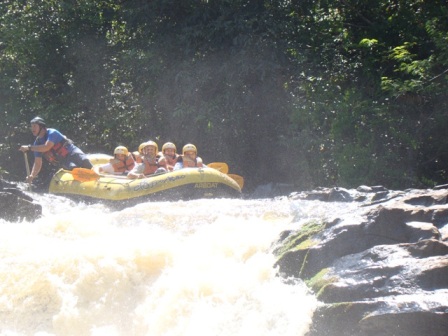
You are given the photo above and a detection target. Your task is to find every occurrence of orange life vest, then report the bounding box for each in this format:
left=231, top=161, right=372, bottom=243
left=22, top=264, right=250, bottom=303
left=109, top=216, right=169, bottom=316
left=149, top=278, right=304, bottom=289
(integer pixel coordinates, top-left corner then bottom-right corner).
left=132, top=151, right=143, bottom=163
left=110, top=154, right=135, bottom=173
left=163, top=154, right=179, bottom=171
left=141, top=156, right=161, bottom=175
left=43, top=140, right=71, bottom=165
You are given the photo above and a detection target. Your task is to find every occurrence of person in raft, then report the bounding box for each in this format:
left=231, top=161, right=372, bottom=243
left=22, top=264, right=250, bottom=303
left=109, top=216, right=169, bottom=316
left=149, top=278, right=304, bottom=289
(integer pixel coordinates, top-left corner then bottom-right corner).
left=158, top=142, right=179, bottom=171
left=96, top=146, right=135, bottom=175
left=173, top=143, right=204, bottom=170
left=131, top=142, right=149, bottom=163
left=19, top=116, right=92, bottom=184
left=127, top=141, right=167, bottom=179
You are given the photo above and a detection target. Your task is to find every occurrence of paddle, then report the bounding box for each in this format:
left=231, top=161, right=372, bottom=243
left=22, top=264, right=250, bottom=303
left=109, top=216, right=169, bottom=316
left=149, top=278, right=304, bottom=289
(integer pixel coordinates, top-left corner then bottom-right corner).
left=23, top=151, right=32, bottom=191
left=71, top=168, right=101, bottom=182
left=207, top=162, right=229, bottom=174
left=208, top=162, right=244, bottom=189
left=228, top=174, right=244, bottom=189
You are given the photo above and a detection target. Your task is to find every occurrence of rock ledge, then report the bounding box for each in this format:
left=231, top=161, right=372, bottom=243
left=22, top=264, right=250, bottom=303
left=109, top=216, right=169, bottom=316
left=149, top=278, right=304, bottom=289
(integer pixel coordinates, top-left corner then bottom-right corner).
left=275, top=186, right=448, bottom=336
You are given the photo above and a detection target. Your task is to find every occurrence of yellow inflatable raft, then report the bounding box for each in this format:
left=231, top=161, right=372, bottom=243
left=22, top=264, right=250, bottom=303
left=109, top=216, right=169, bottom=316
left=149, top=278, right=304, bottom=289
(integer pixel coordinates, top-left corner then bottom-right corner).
left=49, top=166, right=242, bottom=207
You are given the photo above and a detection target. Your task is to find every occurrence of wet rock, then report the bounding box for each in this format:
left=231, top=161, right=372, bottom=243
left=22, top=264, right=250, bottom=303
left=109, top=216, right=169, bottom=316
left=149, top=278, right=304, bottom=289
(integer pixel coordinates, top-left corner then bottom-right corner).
left=357, top=185, right=388, bottom=193
left=406, top=221, right=441, bottom=242
left=359, top=309, right=448, bottom=336
left=356, top=185, right=373, bottom=192
left=0, top=180, right=42, bottom=222
left=311, top=300, right=448, bottom=336
left=289, top=187, right=354, bottom=202
left=370, top=190, right=389, bottom=201
left=406, top=238, right=448, bottom=258
left=315, top=242, right=448, bottom=301
left=403, top=191, right=448, bottom=206
left=251, top=182, right=296, bottom=198
left=433, top=183, right=448, bottom=190
left=275, top=186, right=448, bottom=336
left=328, top=188, right=353, bottom=202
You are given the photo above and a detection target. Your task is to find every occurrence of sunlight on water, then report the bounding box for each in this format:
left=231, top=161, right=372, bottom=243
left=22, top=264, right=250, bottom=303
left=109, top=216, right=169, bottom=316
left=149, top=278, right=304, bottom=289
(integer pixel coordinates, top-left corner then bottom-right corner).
left=0, top=196, right=325, bottom=336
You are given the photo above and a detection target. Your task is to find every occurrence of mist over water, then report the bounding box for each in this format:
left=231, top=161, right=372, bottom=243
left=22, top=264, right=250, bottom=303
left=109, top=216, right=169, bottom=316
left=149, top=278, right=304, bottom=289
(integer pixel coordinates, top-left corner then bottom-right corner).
left=0, top=194, right=353, bottom=336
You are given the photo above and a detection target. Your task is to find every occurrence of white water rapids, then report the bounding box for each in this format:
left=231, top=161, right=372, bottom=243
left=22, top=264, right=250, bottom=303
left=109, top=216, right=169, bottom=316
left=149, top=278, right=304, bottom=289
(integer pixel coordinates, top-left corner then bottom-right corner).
left=0, top=193, right=358, bottom=336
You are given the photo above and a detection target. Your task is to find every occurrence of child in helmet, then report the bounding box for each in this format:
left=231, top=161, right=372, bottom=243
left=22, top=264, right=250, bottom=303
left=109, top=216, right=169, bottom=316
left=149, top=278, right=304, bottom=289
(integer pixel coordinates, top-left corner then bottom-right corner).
left=159, top=142, right=179, bottom=171
left=127, top=141, right=167, bottom=179
left=173, top=144, right=204, bottom=170
left=97, top=146, right=135, bottom=175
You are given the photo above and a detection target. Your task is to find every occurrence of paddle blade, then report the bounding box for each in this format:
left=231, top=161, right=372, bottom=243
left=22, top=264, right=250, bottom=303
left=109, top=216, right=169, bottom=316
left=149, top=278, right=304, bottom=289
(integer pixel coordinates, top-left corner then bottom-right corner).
left=207, top=162, right=229, bottom=174
left=228, top=174, right=244, bottom=189
left=71, top=168, right=100, bottom=182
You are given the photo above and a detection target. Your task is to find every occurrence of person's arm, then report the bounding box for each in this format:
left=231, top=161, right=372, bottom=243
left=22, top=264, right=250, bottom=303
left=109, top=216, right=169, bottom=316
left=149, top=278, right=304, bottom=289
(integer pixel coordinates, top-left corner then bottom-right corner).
left=127, top=163, right=145, bottom=179
left=173, top=162, right=183, bottom=171
left=26, top=156, right=43, bottom=183
left=126, top=154, right=136, bottom=172
left=19, top=140, right=55, bottom=153
left=98, top=163, right=115, bottom=174
left=31, top=139, right=55, bottom=152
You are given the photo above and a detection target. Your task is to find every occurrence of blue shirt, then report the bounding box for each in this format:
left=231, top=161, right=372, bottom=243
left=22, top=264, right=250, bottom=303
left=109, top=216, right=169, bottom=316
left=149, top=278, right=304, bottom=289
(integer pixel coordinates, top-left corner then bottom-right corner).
left=33, top=128, right=75, bottom=158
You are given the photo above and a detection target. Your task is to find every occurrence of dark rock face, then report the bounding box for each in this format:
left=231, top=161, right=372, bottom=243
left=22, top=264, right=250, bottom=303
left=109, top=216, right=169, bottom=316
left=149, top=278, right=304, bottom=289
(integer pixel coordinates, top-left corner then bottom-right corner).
left=275, top=187, right=448, bottom=336
left=0, top=180, right=42, bottom=222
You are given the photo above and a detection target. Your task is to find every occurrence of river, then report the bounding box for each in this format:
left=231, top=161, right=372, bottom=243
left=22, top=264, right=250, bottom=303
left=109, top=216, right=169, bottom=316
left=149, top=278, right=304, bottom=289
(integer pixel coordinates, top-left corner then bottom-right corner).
left=0, top=193, right=357, bottom=336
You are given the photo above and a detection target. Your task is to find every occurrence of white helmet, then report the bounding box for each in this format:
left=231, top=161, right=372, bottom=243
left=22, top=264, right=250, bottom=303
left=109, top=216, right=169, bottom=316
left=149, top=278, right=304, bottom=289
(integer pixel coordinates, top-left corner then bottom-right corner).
left=182, top=144, right=197, bottom=155
left=114, top=146, right=129, bottom=156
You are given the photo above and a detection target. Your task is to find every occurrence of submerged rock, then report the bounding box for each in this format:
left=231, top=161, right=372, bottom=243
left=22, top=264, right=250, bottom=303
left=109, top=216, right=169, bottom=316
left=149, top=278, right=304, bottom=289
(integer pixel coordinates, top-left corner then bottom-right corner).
left=276, top=187, right=448, bottom=336
left=0, top=180, right=42, bottom=222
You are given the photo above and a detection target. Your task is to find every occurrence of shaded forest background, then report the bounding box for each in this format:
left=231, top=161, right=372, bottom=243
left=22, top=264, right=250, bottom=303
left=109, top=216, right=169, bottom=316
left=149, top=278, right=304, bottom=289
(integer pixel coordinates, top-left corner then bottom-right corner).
left=1, top=0, right=447, bottom=193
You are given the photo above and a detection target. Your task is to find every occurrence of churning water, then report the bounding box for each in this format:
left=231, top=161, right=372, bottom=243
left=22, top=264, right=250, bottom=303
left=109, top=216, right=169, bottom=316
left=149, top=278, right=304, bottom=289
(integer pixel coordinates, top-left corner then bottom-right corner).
left=0, top=193, right=354, bottom=336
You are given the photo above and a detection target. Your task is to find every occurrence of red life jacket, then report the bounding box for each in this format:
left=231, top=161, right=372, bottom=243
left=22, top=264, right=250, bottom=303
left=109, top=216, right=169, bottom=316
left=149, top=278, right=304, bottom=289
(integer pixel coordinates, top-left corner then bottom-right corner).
left=43, top=140, right=70, bottom=165
left=110, top=154, right=135, bottom=173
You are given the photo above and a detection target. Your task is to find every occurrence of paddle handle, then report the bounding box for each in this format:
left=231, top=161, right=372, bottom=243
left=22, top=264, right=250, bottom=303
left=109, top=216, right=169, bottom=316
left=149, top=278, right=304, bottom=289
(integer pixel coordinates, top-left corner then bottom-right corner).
left=24, top=151, right=32, bottom=191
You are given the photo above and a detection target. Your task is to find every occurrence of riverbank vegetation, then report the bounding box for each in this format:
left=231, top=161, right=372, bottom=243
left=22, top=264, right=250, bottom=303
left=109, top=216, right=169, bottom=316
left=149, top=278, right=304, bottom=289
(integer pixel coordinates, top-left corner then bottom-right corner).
left=1, top=0, right=447, bottom=191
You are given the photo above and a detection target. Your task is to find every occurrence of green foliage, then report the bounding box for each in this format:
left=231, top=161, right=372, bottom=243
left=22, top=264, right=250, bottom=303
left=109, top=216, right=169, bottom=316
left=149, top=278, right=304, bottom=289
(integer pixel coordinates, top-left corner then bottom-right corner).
left=359, top=39, right=379, bottom=48
left=1, top=0, right=448, bottom=189
left=305, top=268, right=339, bottom=297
